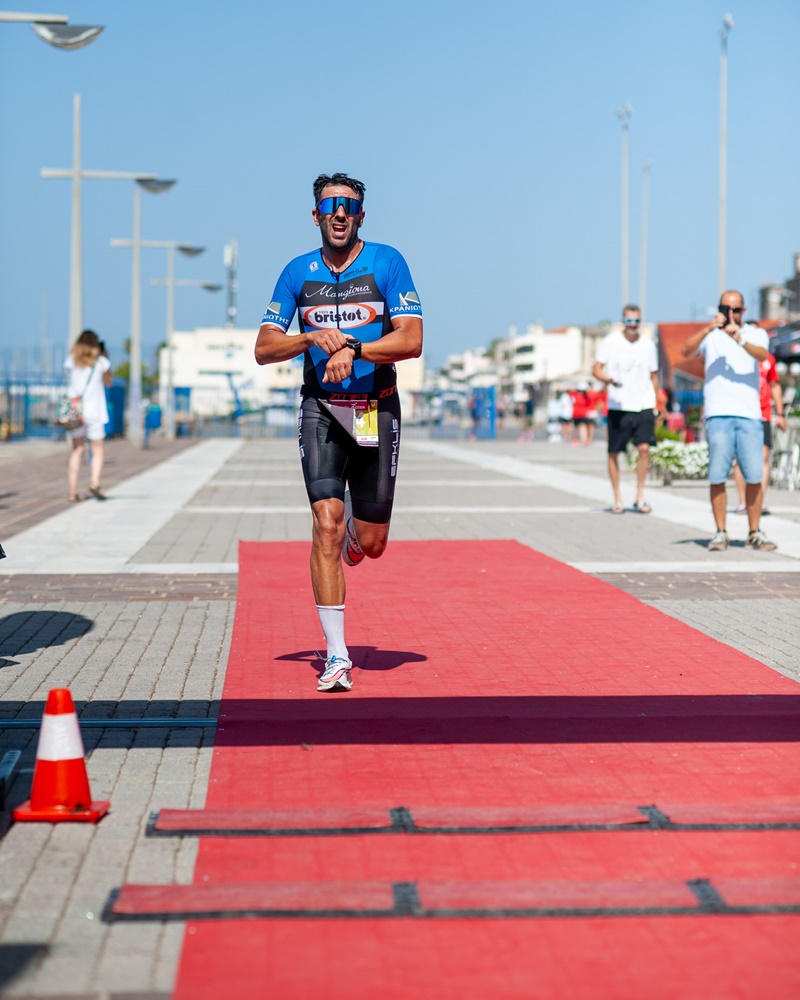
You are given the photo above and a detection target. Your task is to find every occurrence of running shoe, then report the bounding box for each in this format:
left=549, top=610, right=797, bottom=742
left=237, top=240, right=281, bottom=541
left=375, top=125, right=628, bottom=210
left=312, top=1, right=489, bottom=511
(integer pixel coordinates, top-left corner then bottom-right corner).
left=342, top=490, right=365, bottom=567
left=707, top=529, right=729, bottom=551
left=317, top=655, right=353, bottom=692
left=746, top=529, right=777, bottom=551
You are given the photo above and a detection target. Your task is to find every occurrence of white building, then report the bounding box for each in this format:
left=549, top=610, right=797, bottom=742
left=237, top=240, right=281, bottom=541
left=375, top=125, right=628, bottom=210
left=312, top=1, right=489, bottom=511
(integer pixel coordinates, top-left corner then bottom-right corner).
left=438, top=347, right=497, bottom=390
left=158, top=327, right=300, bottom=419
left=505, top=323, right=583, bottom=400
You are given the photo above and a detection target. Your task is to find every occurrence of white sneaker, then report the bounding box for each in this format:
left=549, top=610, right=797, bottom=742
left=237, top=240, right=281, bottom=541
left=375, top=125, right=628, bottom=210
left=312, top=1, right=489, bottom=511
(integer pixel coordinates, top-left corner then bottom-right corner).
left=342, top=491, right=365, bottom=567
left=317, top=655, right=353, bottom=692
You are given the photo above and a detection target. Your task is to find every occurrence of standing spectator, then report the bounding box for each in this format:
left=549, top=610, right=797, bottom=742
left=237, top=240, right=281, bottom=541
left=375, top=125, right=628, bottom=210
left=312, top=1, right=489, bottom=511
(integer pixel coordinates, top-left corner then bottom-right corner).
left=496, top=393, right=508, bottom=435
left=593, top=304, right=658, bottom=513
left=469, top=392, right=481, bottom=440
left=556, top=389, right=573, bottom=442
left=569, top=381, right=594, bottom=446
left=733, top=348, right=786, bottom=514
left=518, top=389, right=535, bottom=441
left=680, top=290, right=776, bottom=551
left=65, top=330, right=113, bottom=502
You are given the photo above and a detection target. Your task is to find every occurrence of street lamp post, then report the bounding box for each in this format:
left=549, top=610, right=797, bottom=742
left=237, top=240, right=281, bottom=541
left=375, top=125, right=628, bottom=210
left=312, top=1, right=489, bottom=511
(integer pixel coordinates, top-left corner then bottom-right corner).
left=719, top=14, right=733, bottom=297
left=617, top=104, right=633, bottom=309
left=124, top=180, right=177, bottom=448
left=41, top=94, right=161, bottom=357
left=223, top=238, right=238, bottom=327
left=639, top=161, right=652, bottom=321
left=2, top=21, right=103, bottom=364
left=150, top=277, right=222, bottom=439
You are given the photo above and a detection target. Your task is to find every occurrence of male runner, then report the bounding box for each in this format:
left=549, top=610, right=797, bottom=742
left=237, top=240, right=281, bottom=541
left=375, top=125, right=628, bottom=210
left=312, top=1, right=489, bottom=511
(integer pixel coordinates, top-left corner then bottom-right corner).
left=255, top=173, right=423, bottom=692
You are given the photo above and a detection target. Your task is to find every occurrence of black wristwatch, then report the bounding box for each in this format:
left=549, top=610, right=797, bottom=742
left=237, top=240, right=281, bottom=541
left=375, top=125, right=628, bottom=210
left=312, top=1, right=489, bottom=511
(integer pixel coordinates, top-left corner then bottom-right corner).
left=345, top=338, right=362, bottom=360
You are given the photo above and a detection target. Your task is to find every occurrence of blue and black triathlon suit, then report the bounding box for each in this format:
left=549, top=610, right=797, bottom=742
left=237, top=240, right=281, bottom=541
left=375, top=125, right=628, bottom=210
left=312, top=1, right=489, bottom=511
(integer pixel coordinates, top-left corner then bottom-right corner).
left=262, top=241, right=422, bottom=523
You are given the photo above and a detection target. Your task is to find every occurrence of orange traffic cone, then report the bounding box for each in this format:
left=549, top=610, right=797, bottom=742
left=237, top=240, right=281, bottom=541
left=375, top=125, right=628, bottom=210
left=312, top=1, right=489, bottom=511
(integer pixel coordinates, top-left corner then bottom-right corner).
left=12, top=688, right=109, bottom=823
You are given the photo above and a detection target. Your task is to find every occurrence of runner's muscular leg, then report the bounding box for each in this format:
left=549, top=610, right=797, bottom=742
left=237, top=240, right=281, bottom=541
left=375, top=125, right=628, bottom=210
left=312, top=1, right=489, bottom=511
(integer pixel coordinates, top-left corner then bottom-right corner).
left=310, top=498, right=346, bottom=605
left=352, top=518, right=390, bottom=559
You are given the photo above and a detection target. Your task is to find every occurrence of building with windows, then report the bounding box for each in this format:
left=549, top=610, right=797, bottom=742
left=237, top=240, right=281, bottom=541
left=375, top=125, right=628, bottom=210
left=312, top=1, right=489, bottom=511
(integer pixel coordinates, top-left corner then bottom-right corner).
left=759, top=253, right=800, bottom=322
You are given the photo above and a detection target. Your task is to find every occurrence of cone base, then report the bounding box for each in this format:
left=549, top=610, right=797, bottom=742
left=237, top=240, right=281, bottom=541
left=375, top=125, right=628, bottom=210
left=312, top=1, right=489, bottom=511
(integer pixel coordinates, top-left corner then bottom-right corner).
left=12, top=799, right=110, bottom=823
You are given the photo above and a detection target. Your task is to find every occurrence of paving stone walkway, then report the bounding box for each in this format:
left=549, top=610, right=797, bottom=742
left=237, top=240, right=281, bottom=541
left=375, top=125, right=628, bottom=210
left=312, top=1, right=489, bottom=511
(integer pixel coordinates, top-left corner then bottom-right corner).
left=0, top=432, right=798, bottom=997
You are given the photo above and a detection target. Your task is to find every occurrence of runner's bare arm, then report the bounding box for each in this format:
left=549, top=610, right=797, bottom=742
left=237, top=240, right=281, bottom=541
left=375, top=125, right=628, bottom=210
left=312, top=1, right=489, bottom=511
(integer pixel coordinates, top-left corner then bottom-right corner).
left=360, top=316, right=423, bottom=364
left=322, top=316, right=423, bottom=383
left=255, top=323, right=349, bottom=365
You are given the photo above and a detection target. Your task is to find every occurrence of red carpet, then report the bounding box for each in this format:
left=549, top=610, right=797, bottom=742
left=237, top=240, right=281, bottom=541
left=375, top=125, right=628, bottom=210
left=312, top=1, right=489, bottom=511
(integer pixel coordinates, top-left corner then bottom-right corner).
left=162, top=541, right=799, bottom=998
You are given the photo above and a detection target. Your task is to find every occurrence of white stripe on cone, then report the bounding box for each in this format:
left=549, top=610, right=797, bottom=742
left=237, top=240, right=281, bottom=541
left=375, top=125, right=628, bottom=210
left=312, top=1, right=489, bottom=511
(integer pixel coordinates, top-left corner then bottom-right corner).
left=36, top=711, right=85, bottom=762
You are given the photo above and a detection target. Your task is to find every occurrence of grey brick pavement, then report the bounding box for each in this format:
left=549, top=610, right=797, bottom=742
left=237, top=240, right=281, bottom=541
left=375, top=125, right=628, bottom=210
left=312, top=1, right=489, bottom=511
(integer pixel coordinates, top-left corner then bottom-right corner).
left=0, top=433, right=798, bottom=997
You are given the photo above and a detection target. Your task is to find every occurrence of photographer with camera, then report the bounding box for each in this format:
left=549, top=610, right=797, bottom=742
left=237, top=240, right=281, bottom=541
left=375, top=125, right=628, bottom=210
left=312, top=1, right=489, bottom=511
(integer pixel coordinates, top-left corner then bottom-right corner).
left=680, top=289, right=776, bottom=551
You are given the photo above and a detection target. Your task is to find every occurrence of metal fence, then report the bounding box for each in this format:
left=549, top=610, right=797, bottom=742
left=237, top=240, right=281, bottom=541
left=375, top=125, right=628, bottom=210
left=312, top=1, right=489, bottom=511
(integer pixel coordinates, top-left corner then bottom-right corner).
left=0, top=379, right=515, bottom=443
left=0, top=375, right=125, bottom=440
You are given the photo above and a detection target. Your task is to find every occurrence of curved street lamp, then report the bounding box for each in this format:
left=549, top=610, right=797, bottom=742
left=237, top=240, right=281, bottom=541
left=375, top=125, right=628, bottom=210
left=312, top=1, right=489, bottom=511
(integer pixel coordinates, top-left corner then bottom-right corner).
left=149, top=270, right=223, bottom=438
left=30, top=22, right=103, bottom=48
left=0, top=11, right=103, bottom=47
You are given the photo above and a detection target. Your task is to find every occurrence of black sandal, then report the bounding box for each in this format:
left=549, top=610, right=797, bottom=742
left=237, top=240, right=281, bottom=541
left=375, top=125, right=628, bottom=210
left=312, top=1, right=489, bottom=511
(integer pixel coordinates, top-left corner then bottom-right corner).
left=88, top=486, right=108, bottom=500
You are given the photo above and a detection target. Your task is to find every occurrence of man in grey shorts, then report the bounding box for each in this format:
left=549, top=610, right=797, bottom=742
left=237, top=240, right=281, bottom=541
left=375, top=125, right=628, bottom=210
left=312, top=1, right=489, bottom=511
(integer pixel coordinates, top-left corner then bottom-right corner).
left=593, top=304, right=658, bottom=514
left=681, top=289, right=776, bottom=552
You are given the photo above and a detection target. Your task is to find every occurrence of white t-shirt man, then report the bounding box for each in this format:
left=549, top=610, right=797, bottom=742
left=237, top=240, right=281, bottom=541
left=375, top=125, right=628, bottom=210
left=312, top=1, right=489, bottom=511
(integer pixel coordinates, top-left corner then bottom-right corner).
left=697, top=323, right=768, bottom=420
left=595, top=329, right=658, bottom=411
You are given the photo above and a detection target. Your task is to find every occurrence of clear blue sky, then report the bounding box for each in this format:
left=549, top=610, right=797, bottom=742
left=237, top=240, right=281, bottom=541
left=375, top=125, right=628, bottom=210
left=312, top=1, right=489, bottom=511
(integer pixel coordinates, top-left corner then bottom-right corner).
left=1, top=0, right=798, bottom=372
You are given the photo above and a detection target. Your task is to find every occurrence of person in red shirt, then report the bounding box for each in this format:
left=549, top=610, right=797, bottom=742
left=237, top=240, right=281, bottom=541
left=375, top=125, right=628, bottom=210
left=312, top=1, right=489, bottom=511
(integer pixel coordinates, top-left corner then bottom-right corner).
left=733, top=351, right=786, bottom=514
left=569, top=382, right=595, bottom=446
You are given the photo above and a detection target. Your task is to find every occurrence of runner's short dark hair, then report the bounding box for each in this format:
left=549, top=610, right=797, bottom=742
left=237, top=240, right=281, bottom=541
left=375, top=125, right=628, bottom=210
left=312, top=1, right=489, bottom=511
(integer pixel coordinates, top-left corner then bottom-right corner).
left=313, top=173, right=366, bottom=204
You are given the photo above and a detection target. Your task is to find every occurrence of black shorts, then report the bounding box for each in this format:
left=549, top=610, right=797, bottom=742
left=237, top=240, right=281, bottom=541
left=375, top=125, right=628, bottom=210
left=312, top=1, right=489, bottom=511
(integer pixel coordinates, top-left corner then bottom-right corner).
left=607, top=408, right=655, bottom=453
left=763, top=420, right=772, bottom=449
left=298, top=393, right=401, bottom=524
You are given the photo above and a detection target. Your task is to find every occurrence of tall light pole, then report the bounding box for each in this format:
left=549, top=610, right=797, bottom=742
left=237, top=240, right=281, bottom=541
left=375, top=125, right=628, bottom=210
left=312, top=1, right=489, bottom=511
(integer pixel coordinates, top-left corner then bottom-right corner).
left=639, top=161, right=652, bottom=321
left=122, top=179, right=177, bottom=448
left=2, top=19, right=103, bottom=363
left=111, top=239, right=204, bottom=439
left=109, top=241, right=207, bottom=440
left=150, top=277, right=222, bottom=438
left=41, top=95, right=159, bottom=357
left=719, top=13, right=733, bottom=297
left=223, top=238, right=238, bottom=327
left=617, top=104, right=633, bottom=309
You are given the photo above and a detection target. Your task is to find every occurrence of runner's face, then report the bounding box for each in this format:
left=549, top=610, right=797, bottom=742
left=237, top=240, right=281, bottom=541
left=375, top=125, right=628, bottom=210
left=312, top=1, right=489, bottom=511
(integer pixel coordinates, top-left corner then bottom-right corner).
left=313, top=185, right=364, bottom=254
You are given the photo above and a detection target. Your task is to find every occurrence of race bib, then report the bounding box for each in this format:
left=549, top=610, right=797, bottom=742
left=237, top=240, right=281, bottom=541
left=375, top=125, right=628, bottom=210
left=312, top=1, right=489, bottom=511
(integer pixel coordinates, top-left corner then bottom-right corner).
left=322, top=399, right=379, bottom=447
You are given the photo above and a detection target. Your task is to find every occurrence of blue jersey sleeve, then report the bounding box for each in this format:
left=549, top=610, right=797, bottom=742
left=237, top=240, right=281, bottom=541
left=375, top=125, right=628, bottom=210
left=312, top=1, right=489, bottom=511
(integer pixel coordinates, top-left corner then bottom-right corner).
left=261, top=260, right=301, bottom=330
left=375, top=246, right=422, bottom=320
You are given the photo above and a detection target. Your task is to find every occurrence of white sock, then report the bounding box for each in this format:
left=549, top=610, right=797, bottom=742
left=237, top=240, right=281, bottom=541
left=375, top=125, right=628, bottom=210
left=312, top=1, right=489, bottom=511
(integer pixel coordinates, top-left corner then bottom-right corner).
left=316, top=604, right=348, bottom=662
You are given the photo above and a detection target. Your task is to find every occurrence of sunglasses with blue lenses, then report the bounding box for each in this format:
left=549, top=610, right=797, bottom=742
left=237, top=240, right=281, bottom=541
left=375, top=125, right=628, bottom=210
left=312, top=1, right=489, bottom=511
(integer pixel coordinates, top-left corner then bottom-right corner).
left=316, top=196, right=362, bottom=215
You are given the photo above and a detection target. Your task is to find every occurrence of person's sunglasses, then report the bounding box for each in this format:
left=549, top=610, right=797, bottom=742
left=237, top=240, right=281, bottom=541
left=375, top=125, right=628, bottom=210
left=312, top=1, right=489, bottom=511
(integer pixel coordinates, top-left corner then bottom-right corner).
left=316, top=196, right=362, bottom=215
left=719, top=306, right=744, bottom=313
left=623, top=317, right=640, bottom=325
